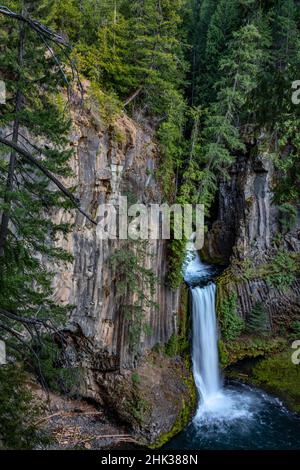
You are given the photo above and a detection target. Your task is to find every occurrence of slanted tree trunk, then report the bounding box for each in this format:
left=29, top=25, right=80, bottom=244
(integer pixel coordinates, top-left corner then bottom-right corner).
left=0, top=2, right=25, bottom=257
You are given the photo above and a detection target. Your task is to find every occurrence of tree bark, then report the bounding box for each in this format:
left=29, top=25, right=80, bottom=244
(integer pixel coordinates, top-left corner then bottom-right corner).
left=0, top=3, right=25, bottom=256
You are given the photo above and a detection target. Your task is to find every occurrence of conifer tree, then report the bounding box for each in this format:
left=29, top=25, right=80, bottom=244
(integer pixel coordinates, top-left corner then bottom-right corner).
left=0, top=0, right=81, bottom=358
left=247, top=302, right=268, bottom=334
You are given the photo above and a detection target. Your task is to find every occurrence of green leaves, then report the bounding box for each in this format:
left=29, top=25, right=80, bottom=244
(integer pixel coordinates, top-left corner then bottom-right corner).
left=0, top=365, right=49, bottom=449
left=111, top=241, right=157, bottom=354
left=219, top=292, right=245, bottom=341
left=266, top=250, right=298, bottom=291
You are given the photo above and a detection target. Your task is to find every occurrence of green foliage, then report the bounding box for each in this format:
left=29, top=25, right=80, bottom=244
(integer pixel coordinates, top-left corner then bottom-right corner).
left=111, top=240, right=157, bottom=355
left=218, top=339, right=230, bottom=368
left=290, top=321, right=300, bottom=340
left=150, top=398, right=194, bottom=449
left=0, top=364, right=49, bottom=449
left=220, top=336, right=287, bottom=368
left=167, top=238, right=187, bottom=290
left=278, top=203, right=297, bottom=232
left=131, top=372, right=141, bottom=386
left=219, top=292, right=245, bottom=341
left=183, top=0, right=300, bottom=216
left=252, top=350, right=300, bottom=413
left=247, top=302, right=269, bottom=335
left=30, top=335, right=81, bottom=396
left=0, top=0, right=73, bottom=358
left=266, top=250, right=298, bottom=290
left=126, top=396, right=151, bottom=426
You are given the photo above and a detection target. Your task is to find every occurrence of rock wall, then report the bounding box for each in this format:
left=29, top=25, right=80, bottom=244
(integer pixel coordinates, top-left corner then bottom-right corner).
left=203, top=150, right=300, bottom=329
left=50, top=104, right=180, bottom=370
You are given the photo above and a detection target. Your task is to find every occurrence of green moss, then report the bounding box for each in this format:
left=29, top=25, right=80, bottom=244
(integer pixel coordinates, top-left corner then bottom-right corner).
left=149, top=400, right=188, bottom=448
left=251, top=350, right=300, bottom=412
left=167, top=238, right=186, bottom=290
left=150, top=393, right=196, bottom=449
left=220, top=336, right=287, bottom=368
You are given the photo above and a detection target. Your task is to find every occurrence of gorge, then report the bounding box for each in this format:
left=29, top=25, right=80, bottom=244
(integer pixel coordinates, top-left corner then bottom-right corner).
left=0, top=0, right=299, bottom=452
left=165, top=245, right=300, bottom=449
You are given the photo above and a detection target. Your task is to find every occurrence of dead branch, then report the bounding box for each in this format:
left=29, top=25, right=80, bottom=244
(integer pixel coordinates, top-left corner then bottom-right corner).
left=0, top=5, right=83, bottom=100
left=0, top=136, right=97, bottom=225
left=124, top=87, right=143, bottom=107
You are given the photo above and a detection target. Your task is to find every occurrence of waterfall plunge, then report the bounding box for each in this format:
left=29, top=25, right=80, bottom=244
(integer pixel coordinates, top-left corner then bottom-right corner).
left=183, top=240, right=222, bottom=408
left=184, top=242, right=255, bottom=423
left=191, top=283, right=221, bottom=404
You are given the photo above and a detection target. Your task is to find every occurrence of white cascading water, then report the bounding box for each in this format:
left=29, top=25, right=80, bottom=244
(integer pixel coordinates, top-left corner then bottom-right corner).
left=183, top=236, right=255, bottom=423
left=191, top=283, right=221, bottom=405
left=165, top=235, right=300, bottom=449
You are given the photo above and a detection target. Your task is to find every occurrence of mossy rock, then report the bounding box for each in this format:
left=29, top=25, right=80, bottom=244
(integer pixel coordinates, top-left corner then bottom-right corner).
left=219, top=336, right=287, bottom=368
left=251, top=350, right=300, bottom=413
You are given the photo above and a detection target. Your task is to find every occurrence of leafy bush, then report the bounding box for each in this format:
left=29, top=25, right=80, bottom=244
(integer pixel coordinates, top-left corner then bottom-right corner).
left=278, top=203, right=297, bottom=233
left=30, top=336, right=81, bottom=396
left=266, top=251, right=297, bottom=291
left=164, top=334, right=178, bottom=357
left=290, top=321, right=300, bottom=340
left=131, top=372, right=141, bottom=386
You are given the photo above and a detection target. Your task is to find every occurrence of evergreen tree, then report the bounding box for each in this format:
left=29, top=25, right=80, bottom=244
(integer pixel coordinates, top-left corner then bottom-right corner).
left=185, top=23, right=265, bottom=209
left=0, top=1, right=79, bottom=358
left=247, top=302, right=269, bottom=334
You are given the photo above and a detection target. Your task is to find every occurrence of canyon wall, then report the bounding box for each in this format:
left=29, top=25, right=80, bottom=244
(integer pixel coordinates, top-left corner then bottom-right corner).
left=203, top=148, right=300, bottom=331
left=49, top=103, right=194, bottom=445
left=51, top=105, right=179, bottom=366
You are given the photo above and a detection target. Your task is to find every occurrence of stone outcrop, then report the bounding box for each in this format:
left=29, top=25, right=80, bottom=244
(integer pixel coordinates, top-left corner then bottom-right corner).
left=203, top=149, right=300, bottom=329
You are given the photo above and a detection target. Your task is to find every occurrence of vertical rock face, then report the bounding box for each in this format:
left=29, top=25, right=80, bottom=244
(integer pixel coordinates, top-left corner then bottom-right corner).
left=204, top=152, right=281, bottom=264
left=51, top=106, right=180, bottom=370
left=204, top=151, right=300, bottom=328
left=48, top=106, right=196, bottom=446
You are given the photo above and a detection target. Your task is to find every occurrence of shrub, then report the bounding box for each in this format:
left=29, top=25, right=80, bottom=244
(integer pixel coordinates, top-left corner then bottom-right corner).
left=266, top=251, right=297, bottom=291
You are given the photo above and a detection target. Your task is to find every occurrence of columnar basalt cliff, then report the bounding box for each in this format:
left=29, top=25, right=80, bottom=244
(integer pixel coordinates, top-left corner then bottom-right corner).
left=49, top=103, right=194, bottom=444
left=203, top=149, right=300, bottom=333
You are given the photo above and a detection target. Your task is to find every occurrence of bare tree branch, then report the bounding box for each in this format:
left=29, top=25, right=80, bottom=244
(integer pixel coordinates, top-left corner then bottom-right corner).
left=0, top=5, right=84, bottom=100
left=0, top=136, right=97, bottom=225
left=124, top=87, right=143, bottom=107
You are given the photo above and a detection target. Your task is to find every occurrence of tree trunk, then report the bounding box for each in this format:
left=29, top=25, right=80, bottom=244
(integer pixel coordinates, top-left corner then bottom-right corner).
left=0, top=4, right=25, bottom=257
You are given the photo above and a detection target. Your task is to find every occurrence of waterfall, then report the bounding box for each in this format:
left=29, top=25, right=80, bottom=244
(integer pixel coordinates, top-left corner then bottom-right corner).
left=191, top=283, right=221, bottom=405
left=169, top=237, right=300, bottom=450
left=182, top=236, right=224, bottom=419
